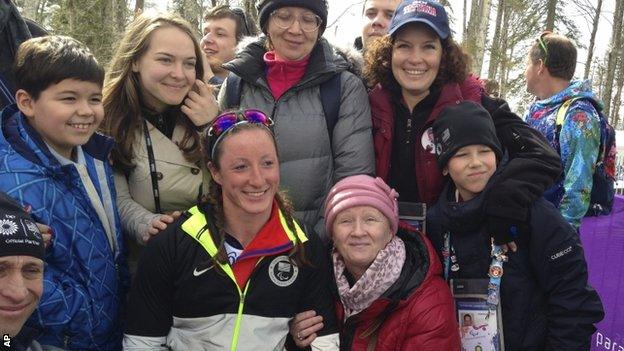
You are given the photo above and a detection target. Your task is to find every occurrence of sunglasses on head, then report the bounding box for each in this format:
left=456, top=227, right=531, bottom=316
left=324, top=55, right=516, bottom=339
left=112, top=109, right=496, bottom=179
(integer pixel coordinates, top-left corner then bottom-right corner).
left=208, top=109, right=273, bottom=137
left=207, top=109, right=274, bottom=159
left=536, top=31, right=552, bottom=65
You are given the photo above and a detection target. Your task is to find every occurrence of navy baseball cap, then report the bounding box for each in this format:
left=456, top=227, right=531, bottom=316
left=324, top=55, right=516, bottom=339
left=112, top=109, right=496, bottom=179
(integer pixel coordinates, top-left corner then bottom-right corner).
left=388, top=0, right=450, bottom=39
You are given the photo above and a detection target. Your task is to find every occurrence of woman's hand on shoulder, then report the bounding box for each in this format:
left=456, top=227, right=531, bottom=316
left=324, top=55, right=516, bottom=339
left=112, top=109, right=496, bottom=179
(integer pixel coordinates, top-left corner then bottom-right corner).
left=181, top=79, right=219, bottom=127
left=289, top=310, right=324, bottom=348
left=143, top=211, right=182, bottom=243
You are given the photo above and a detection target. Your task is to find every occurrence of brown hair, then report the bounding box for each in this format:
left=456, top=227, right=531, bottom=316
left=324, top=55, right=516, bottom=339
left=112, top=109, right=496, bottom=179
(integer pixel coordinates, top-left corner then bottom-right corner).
left=529, top=32, right=577, bottom=81
left=201, top=122, right=309, bottom=268
left=101, top=12, right=204, bottom=174
left=14, top=35, right=104, bottom=100
left=204, top=5, right=259, bottom=42
left=363, top=24, right=471, bottom=94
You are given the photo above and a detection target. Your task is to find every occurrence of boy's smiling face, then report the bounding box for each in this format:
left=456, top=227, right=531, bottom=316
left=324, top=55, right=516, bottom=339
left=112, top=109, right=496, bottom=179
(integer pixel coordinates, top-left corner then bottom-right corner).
left=16, top=79, right=104, bottom=160
left=443, top=144, right=497, bottom=201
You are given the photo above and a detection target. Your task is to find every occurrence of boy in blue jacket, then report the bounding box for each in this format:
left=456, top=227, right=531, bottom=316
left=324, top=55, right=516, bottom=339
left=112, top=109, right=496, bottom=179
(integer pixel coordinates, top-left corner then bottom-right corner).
left=0, top=35, right=128, bottom=350
left=426, top=101, right=603, bottom=351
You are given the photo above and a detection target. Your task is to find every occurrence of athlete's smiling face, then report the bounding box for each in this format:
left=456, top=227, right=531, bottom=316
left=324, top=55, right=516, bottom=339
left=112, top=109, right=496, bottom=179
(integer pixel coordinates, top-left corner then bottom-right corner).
left=209, top=127, right=280, bottom=222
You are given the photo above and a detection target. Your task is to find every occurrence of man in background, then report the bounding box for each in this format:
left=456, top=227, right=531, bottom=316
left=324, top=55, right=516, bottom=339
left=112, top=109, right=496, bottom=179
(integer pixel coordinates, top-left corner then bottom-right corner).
left=354, top=0, right=401, bottom=51
left=201, top=5, right=257, bottom=85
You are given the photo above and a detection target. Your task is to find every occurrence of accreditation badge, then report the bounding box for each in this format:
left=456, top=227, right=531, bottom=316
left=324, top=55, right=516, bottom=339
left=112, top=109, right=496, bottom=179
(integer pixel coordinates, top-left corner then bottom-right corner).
left=451, top=279, right=505, bottom=351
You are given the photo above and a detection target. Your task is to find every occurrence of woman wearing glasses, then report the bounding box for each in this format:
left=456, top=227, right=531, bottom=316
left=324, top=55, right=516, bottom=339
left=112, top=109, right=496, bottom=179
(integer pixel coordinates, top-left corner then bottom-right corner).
left=364, top=0, right=561, bottom=247
left=123, top=110, right=340, bottom=350
left=218, top=0, right=374, bottom=238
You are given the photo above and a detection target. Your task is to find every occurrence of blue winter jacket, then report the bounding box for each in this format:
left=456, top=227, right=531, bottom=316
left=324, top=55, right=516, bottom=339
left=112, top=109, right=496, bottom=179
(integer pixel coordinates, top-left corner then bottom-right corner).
left=0, top=105, right=129, bottom=350
left=524, top=80, right=601, bottom=229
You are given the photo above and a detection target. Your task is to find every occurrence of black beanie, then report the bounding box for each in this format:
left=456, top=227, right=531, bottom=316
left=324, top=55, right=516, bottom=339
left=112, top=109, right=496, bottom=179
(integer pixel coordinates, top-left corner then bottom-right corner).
left=0, top=192, right=44, bottom=260
left=432, top=101, right=503, bottom=168
left=257, top=0, right=328, bottom=34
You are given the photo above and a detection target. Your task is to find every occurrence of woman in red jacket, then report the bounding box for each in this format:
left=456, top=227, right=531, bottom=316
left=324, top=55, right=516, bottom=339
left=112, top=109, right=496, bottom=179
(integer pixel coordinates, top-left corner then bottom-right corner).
left=365, top=0, right=561, bottom=247
left=290, top=175, right=459, bottom=350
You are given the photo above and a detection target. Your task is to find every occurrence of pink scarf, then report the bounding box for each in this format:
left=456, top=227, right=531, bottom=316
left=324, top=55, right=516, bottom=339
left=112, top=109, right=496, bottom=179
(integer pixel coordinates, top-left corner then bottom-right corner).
left=333, top=236, right=406, bottom=320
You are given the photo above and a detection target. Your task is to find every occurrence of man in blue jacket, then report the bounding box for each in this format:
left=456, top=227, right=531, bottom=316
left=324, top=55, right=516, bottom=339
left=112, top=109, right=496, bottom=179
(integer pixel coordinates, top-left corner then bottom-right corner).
left=0, top=35, right=128, bottom=350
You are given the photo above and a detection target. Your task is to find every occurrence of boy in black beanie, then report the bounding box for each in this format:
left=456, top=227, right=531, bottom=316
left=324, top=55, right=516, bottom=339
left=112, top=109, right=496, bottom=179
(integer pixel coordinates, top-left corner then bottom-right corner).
left=425, top=101, right=604, bottom=351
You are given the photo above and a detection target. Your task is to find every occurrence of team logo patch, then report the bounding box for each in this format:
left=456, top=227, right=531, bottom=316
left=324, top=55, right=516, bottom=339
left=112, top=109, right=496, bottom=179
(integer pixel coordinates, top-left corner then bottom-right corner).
left=0, top=219, right=18, bottom=236
left=268, top=255, right=299, bottom=287
left=21, top=219, right=41, bottom=239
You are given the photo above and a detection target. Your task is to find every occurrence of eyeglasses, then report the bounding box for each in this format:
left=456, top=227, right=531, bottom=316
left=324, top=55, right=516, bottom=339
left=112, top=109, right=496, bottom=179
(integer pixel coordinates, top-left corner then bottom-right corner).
left=536, top=31, right=551, bottom=65
left=270, top=9, right=322, bottom=33
left=207, top=109, right=274, bottom=159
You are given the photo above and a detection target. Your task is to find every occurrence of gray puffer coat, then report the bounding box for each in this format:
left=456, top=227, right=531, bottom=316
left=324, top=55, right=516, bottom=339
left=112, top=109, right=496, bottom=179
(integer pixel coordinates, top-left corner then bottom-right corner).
left=219, top=37, right=374, bottom=236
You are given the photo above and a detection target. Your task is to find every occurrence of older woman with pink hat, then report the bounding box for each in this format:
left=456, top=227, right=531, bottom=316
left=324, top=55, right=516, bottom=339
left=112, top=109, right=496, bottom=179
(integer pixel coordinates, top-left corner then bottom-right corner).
left=290, top=175, right=459, bottom=350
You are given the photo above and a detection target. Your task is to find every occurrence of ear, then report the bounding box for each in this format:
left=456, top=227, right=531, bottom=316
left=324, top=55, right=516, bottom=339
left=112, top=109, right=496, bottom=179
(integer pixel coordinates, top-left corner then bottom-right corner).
left=442, top=167, right=449, bottom=176
left=537, top=59, right=546, bottom=75
left=15, top=89, right=36, bottom=118
left=207, top=161, right=223, bottom=185
left=131, top=61, right=140, bottom=73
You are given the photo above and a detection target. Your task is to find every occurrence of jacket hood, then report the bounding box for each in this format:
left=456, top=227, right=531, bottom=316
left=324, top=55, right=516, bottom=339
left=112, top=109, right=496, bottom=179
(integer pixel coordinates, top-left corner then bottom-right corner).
left=383, top=226, right=440, bottom=301
left=0, top=104, right=115, bottom=168
left=532, top=79, right=603, bottom=111
left=224, top=35, right=352, bottom=87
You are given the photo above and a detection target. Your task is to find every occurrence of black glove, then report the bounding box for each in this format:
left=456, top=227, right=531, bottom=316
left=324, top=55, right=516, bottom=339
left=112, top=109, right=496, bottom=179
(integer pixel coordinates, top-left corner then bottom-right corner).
left=487, top=216, right=523, bottom=245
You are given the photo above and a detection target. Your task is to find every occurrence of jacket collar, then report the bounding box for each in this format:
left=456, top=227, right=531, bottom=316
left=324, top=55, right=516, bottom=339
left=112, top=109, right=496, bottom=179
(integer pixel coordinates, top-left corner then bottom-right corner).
left=224, top=36, right=349, bottom=92
left=136, top=120, right=198, bottom=167
left=370, top=74, right=484, bottom=127
left=1, top=104, right=114, bottom=169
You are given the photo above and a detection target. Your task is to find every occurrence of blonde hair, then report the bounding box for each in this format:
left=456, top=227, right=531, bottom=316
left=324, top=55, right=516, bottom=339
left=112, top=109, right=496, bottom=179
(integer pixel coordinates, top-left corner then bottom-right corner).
left=102, top=12, right=205, bottom=173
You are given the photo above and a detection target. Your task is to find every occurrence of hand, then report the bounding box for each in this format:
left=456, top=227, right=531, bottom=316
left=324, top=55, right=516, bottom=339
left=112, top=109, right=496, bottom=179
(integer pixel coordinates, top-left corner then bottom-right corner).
left=36, top=223, right=54, bottom=249
left=143, top=211, right=181, bottom=243
left=501, top=241, right=518, bottom=253
left=181, top=79, right=219, bottom=127
left=487, top=216, right=522, bottom=253
left=289, top=310, right=323, bottom=348
left=23, top=205, right=54, bottom=249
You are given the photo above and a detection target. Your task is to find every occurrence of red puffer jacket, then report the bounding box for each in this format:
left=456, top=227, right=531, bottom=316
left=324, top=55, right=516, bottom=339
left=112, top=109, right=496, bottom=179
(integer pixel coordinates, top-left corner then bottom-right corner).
left=336, top=225, right=460, bottom=351
left=369, top=77, right=482, bottom=206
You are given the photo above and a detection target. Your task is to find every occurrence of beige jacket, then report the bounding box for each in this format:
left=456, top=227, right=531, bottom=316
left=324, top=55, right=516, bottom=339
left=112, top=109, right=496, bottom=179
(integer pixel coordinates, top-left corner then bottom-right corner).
left=115, top=121, right=208, bottom=241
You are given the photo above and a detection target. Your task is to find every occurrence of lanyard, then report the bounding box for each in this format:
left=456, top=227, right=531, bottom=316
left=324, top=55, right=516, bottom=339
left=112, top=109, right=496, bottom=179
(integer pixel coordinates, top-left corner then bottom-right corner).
left=486, top=244, right=506, bottom=309
left=141, top=118, right=162, bottom=214
left=443, top=232, right=506, bottom=309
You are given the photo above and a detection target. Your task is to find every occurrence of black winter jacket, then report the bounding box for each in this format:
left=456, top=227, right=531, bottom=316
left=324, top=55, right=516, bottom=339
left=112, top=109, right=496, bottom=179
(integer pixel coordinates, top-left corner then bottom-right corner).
left=426, top=168, right=604, bottom=351
left=0, top=1, right=47, bottom=110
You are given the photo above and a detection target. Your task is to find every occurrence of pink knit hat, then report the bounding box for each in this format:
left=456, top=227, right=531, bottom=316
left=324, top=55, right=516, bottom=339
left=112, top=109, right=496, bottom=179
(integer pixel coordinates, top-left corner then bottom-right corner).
left=324, top=175, right=399, bottom=237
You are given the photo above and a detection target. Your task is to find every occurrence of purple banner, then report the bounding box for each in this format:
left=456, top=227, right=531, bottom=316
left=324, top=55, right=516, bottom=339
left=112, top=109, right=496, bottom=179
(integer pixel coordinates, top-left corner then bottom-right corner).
left=580, top=195, right=624, bottom=351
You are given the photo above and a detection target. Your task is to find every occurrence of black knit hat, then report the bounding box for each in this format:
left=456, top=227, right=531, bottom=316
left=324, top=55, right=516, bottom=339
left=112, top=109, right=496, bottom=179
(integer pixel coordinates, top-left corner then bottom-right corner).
left=432, top=101, right=503, bottom=168
left=256, top=0, right=328, bottom=34
left=0, top=192, right=44, bottom=260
